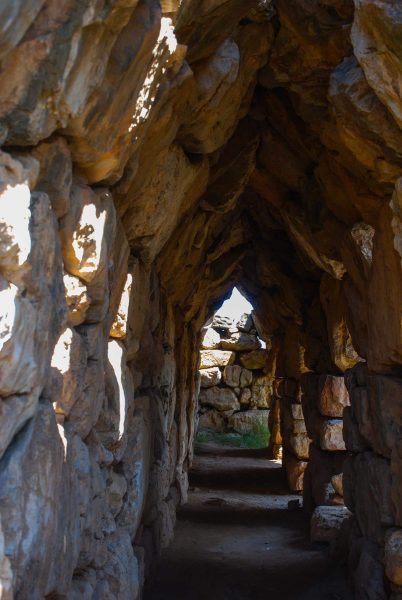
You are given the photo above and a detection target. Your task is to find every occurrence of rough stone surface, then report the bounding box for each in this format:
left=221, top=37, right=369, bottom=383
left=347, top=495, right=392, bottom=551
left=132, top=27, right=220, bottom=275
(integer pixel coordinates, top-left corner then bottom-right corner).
left=199, top=350, right=235, bottom=369
left=311, top=506, right=352, bottom=543
left=228, top=409, right=269, bottom=435
left=1, top=1, right=402, bottom=597
left=199, top=367, right=222, bottom=388
left=239, top=350, right=267, bottom=370
left=199, top=387, right=240, bottom=412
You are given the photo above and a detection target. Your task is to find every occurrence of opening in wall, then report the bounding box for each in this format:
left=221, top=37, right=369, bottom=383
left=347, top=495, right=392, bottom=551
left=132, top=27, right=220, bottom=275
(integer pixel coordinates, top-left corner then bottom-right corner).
left=196, top=286, right=274, bottom=451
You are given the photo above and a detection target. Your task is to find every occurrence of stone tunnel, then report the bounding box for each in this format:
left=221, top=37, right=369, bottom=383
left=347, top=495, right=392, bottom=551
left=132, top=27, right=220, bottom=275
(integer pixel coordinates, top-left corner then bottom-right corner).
left=0, top=0, right=402, bottom=598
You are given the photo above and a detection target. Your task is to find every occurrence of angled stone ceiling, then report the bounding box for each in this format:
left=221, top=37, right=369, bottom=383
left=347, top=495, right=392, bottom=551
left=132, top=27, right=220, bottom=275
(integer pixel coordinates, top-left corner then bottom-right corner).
left=0, top=0, right=402, bottom=598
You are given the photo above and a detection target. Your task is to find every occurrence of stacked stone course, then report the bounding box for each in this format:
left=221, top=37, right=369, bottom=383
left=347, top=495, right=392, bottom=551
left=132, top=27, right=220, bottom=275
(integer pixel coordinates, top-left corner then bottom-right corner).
left=197, top=313, right=272, bottom=436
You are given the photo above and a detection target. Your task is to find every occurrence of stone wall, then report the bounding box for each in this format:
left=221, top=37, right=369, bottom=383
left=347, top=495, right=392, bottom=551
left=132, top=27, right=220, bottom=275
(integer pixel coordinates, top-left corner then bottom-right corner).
left=197, top=313, right=271, bottom=437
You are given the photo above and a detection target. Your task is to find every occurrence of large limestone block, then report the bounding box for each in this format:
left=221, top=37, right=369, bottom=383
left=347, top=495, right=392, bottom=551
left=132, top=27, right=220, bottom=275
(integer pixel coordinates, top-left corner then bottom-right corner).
left=0, top=167, right=66, bottom=403
left=228, top=409, right=269, bottom=434
left=199, top=367, right=222, bottom=388
left=310, top=506, right=351, bottom=542
left=250, top=374, right=272, bottom=408
left=121, top=144, right=209, bottom=260
left=223, top=365, right=242, bottom=387
left=211, top=315, right=233, bottom=331
left=221, top=332, right=261, bottom=351
left=367, top=204, right=402, bottom=371
left=239, top=349, right=267, bottom=370
left=199, top=349, right=235, bottom=368
left=117, top=395, right=151, bottom=537
left=385, top=529, right=402, bottom=587
left=0, top=403, right=87, bottom=597
left=201, top=327, right=221, bottom=349
left=317, top=374, right=350, bottom=418
left=344, top=452, right=394, bottom=544
left=327, top=56, right=402, bottom=189
left=178, top=23, right=271, bottom=153
left=319, top=419, right=346, bottom=452
left=348, top=374, right=402, bottom=459
left=352, top=0, right=402, bottom=130
left=199, top=387, right=240, bottom=411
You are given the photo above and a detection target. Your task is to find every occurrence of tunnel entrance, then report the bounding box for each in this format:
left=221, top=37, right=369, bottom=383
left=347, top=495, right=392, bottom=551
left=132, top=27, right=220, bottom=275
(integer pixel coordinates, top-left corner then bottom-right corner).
left=196, top=287, right=272, bottom=451
left=144, top=287, right=354, bottom=600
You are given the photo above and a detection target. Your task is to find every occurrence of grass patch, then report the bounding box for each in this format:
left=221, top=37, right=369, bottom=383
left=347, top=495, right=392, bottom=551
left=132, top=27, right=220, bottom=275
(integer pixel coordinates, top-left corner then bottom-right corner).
left=196, top=423, right=270, bottom=449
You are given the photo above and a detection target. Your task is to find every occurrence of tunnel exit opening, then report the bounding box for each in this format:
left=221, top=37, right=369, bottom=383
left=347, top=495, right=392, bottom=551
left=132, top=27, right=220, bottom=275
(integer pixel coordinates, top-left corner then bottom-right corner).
left=196, top=286, right=274, bottom=453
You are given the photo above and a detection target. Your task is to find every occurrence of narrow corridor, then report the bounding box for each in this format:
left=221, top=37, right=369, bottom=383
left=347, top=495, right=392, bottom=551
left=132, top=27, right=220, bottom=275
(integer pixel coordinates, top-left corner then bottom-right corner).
left=144, top=445, right=353, bottom=600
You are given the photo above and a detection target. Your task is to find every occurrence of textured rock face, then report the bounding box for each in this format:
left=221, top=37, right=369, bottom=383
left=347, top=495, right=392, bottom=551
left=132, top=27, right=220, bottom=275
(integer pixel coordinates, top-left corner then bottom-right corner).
left=1, top=0, right=402, bottom=597
left=310, top=506, right=352, bottom=543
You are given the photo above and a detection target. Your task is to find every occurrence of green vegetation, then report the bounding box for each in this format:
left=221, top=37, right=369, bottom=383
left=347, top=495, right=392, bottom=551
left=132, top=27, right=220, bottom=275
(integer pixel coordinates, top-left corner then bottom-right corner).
left=195, top=423, right=270, bottom=449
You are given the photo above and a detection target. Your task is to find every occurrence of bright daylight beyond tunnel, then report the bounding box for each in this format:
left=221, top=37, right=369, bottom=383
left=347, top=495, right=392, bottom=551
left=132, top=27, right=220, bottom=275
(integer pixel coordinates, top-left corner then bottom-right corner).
left=0, top=1, right=402, bottom=599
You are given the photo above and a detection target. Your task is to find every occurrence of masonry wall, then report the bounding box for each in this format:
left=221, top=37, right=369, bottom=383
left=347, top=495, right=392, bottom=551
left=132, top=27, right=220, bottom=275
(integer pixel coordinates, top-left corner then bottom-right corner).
left=197, top=312, right=272, bottom=438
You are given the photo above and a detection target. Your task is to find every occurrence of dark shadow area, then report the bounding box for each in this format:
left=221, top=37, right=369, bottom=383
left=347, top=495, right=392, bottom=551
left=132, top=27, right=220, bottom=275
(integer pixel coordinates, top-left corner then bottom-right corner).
left=144, top=445, right=353, bottom=600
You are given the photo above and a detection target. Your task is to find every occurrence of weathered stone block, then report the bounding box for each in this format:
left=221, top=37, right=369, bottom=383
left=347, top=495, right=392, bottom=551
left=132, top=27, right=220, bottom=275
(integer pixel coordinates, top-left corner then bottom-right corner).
left=250, top=374, right=272, bottom=408
left=239, top=388, right=252, bottom=405
left=239, top=349, right=267, bottom=370
left=343, top=406, right=370, bottom=453
left=199, top=367, right=222, bottom=388
left=223, top=365, right=242, bottom=387
left=317, top=374, right=350, bottom=418
left=344, top=452, right=394, bottom=544
left=285, top=433, right=310, bottom=460
left=199, top=350, right=235, bottom=368
left=228, top=409, right=269, bottom=434
left=221, top=332, right=261, bottom=351
left=310, top=505, right=351, bottom=542
left=201, top=327, right=221, bottom=349
left=319, top=419, right=346, bottom=452
left=199, top=386, right=240, bottom=411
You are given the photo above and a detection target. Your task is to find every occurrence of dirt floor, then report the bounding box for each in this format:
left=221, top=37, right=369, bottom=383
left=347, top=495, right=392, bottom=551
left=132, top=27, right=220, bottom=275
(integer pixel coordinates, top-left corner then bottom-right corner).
left=144, top=444, right=353, bottom=600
